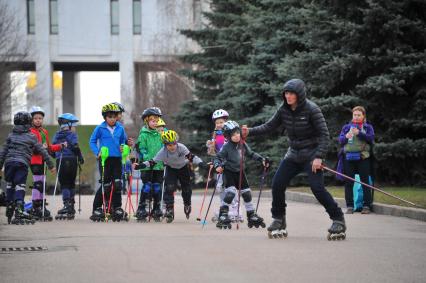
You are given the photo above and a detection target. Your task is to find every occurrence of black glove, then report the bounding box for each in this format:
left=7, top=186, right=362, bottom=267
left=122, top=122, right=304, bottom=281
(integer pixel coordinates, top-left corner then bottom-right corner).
left=78, top=156, right=85, bottom=165
left=185, top=152, right=194, bottom=163
left=148, top=160, right=156, bottom=168
left=263, top=157, right=271, bottom=169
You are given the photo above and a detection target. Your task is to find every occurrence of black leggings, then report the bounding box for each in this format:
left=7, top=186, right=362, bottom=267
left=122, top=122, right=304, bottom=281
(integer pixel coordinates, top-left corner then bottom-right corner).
left=163, top=165, right=192, bottom=206
left=92, top=157, right=123, bottom=211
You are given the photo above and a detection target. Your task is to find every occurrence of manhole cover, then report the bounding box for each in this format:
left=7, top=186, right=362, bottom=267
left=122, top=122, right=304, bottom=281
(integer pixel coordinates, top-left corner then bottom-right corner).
left=1, top=246, right=47, bottom=253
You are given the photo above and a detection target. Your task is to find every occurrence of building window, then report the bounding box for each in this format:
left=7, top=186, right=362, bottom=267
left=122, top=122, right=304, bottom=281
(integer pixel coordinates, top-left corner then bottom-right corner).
left=133, top=0, right=141, bottom=34
left=50, top=0, right=58, bottom=34
left=27, top=0, right=35, bottom=34
left=111, top=0, right=119, bottom=35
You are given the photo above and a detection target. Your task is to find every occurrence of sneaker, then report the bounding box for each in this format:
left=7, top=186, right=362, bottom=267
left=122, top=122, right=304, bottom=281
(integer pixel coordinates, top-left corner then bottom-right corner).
left=361, top=207, right=371, bottom=214
left=345, top=207, right=354, bottom=214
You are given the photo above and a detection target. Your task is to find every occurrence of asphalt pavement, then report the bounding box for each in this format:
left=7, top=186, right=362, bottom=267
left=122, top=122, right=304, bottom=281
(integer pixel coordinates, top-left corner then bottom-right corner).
left=1, top=194, right=425, bottom=283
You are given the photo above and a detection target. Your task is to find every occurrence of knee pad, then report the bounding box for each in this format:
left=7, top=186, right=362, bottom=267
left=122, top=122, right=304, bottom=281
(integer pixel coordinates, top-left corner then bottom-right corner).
left=241, top=188, right=252, bottom=203
left=166, top=183, right=176, bottom=194
left=223, top=187, right=237, bottom=204
left=15, top=184, right=26, bottom=191
left=143, top=182, right=152, bottom=193
left=114, top=179, right=122, bottom=193
left=33, top=181, right=43, bottom=193
left=103, top=183, right=112, bottom=194
left=152, top=183, right=161, bottom=194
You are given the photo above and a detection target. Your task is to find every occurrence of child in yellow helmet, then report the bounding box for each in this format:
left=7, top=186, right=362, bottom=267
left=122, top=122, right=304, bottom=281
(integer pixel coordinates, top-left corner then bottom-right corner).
left=134, top=130, right=209, bottom=223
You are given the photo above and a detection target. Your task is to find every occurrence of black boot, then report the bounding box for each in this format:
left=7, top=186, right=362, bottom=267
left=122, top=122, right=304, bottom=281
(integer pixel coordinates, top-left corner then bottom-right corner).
left=267, top=216, right=287, bottom=239
left=12, top=201, right=35, bottom=225
left=216, top=206, right=232, bottom=229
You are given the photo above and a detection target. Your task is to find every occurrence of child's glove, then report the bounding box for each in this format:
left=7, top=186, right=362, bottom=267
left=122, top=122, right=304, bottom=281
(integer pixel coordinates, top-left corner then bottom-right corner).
left=133, top=160, right=156, bottom=170
left=185, top=153, right=194, bottom=162
left=262, top=157, right=271, bottom=169
left=78, top=156, right=85, bottom=165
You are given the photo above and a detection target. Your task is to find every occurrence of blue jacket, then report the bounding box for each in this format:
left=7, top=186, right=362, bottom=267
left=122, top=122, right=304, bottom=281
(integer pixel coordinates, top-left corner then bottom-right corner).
left=89, top=121, right=127, bottom=157
left=52, top=130, right=80, bottom=159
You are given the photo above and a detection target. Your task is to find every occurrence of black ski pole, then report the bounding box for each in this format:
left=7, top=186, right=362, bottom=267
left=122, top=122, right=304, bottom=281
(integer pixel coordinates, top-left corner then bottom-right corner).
left=256, top=166, right=268, bottom=213
left=78, top=163, right=82, bottom=214
left=201, top=178, right=217, bottom=228
left=321, top=165, right=424, bottom=209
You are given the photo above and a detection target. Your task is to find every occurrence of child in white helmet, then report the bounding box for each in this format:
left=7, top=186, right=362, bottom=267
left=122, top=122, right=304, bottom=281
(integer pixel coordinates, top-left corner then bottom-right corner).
left=207, top=109, right=243, bottom=223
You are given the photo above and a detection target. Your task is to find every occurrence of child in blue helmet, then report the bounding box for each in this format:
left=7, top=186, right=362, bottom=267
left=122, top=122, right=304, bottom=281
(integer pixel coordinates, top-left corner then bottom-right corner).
left=52, top=113, right=84, bottom=220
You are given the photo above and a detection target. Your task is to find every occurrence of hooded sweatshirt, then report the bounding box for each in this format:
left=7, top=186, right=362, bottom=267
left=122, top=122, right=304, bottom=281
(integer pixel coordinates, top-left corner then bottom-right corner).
left=0, top=125, right=54, bottom=169
left=249, top=79, right=329, bottom=162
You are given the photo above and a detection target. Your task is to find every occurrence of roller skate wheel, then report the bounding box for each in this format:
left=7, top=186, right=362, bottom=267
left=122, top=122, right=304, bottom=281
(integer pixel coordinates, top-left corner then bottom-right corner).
left=260, top=222, right=266, bottom=228
left=248, top=223, right=253, bottom=228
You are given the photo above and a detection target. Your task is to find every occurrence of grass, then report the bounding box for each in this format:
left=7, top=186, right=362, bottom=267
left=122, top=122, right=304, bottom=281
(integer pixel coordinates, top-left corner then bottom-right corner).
left=289, top=186, right=426, bottom=209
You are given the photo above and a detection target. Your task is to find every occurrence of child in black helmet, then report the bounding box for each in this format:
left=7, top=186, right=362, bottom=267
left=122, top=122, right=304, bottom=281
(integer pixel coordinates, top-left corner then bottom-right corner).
left=134, top=107, right=164, bottom=222
left=0, top=111, right=56, bottom=225
left=213, top=120, right=269, bottom=229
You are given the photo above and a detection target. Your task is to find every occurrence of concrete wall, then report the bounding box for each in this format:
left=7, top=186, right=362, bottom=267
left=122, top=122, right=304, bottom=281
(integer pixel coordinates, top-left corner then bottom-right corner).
left=0, top=0, right=207, bottom=124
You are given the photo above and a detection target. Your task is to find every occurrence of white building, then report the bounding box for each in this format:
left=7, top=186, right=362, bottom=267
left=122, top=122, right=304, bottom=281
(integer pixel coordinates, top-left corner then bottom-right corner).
left=1, top=0, right=207, bottom=125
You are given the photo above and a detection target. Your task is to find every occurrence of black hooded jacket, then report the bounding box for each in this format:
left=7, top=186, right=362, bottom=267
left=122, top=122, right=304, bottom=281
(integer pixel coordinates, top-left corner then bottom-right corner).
left=0, top=125, right=54, bottom=169
left=249, top=79, right=329, bottom=162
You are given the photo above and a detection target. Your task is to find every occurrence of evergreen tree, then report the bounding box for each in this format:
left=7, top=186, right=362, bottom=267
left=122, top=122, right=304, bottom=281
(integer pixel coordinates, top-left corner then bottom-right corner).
left=179, top=0, right=426, bottom=185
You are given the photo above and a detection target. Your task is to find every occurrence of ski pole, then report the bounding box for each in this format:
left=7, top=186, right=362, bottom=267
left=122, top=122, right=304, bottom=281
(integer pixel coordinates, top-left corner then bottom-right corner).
left=107, top=182, right=115, bottom=216
left=51, top=151, right=63, bottom=214
left=201, top=177, right=217, bottom=228
left=160, top=165, right=167, bottom=216
left=100, top=146, right=109, bottom=221
left=78, top=163, right=82, bottom=214
left=148, top=168, right=155, bottom=222
left=236, top=139, right=245, bottom=230
left=256, top=166, right=268, bottom=213
left=321, top=165, right=424, bottom=209
left=42, top=164, right=47, bottom=219
left=197, top=166, right=213, bottom=221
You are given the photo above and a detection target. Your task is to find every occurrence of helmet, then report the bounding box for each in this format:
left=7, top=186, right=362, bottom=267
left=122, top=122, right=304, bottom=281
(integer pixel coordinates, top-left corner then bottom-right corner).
left=161, top=130, right=178, bottom=144
left=14, top=111, right=32, bottom=126
left=157, top=117, right=166, bottom=127
left=223, top=120, right=240, bottom=139
left=29, top=106, right=45, bottom=117
left=101, top=103, right=120, bottom=117
left=58, top=113, right=79, bottom=128
left=112, top=102, right=125, bottom=112
left=141, top=107, right=162, bottom=121
left=212, top=109, right=229, bottom=121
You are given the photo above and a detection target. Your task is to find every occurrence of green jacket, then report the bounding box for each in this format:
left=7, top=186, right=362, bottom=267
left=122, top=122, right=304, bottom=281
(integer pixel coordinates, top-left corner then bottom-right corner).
left=136, top=126, right=163, bottom=171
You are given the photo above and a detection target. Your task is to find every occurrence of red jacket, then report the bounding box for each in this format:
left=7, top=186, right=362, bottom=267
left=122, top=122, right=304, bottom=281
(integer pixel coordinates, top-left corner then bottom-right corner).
left=30, top=127, right=62, bottom=165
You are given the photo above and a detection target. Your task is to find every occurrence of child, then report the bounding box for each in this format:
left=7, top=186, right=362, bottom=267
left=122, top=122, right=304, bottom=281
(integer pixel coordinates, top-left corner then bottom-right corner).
left=0, top=111, right=56, bottom=224
left=156, top=117, right=167, bottom=134
left=213, top=120, right=268, bottom=229
left=52, top=113, right=84, bottom=220
left=89, top=103, right=128, bottom=222
left=111, top=102, right=132, bottom=196
left=207, top=109, right=243, bottom=223
left=135, top=130, right=208, bottom=223
left=134, top=107, right=164, bottom=222
left=28, top=106, right=65, bottom=221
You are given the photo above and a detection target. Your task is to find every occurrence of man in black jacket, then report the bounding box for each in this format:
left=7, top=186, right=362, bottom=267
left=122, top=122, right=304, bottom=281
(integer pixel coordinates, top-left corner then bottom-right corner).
left=242, top=79, right=346, bottom=240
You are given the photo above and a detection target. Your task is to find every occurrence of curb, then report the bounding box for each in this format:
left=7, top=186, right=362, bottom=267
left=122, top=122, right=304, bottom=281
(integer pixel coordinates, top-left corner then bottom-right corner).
left=284, top=191, right=426, bottom=222
left=192, top=189, right=426, bottom=222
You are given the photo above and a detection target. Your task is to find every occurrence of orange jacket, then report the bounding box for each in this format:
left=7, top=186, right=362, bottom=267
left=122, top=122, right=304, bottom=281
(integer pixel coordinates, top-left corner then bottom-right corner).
left=30, top=127, right=62, bottom=165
